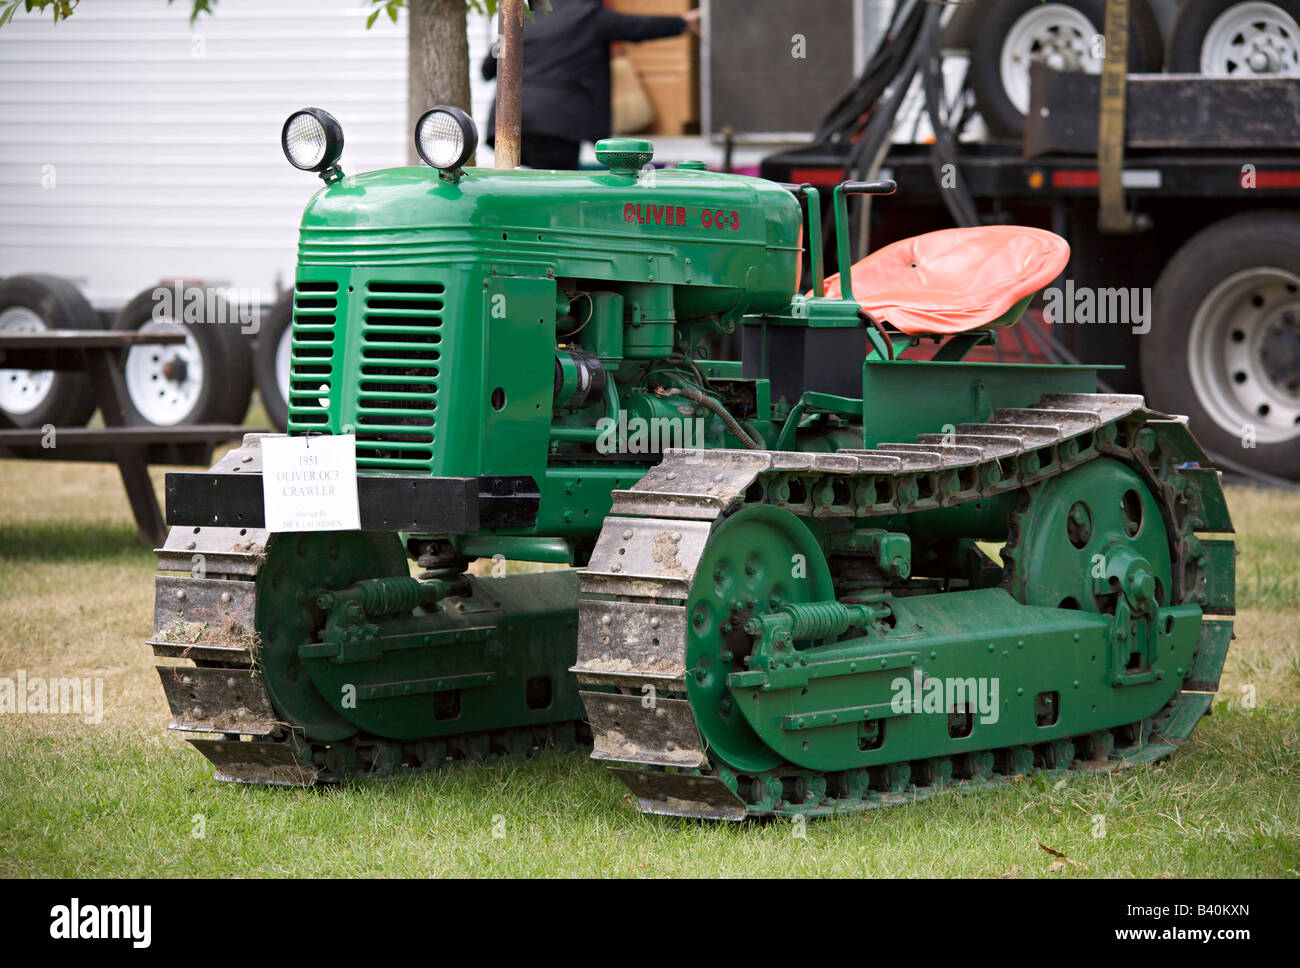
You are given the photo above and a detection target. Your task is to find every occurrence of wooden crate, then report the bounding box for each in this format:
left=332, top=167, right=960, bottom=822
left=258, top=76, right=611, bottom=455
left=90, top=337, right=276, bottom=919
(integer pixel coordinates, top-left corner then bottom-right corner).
left=608, top=0, right=698, bottom=136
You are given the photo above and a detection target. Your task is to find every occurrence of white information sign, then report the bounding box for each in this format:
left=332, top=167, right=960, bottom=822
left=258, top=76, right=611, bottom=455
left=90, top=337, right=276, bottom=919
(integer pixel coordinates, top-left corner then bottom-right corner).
left=261, top=434, right=361, bottom=532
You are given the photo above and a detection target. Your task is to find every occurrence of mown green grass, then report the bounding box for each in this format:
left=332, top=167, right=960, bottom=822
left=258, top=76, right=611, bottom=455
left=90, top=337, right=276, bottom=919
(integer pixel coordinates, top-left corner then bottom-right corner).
left=1, top=453, right=1297, bottom=878
left=0, top=707, right=1295, bottom=878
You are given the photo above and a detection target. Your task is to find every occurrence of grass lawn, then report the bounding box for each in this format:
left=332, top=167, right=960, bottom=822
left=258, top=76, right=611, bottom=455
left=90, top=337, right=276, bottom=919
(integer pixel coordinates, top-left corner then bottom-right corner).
left=1, top=435, right=1297, bottom=878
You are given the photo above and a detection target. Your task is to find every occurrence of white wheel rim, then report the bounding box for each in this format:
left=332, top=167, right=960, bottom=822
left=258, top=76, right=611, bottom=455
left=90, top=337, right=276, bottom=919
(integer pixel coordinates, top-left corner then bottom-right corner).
left=274, top=322, right=292, bottom=406
left=1200, top=2, right=1300, bottom=76
left=123, top=319, right=206, bottom=425
left=0, top=307, right=56, bottom=416
left=1187, top=266, right=1300, bottom=443
left=999, top=4, right=1102, bottom=116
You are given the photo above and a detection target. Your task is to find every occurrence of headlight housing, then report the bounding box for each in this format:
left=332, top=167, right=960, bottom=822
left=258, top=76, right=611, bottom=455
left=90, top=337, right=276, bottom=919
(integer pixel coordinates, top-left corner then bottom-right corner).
left=281, top=108, right=344, bottom=179
left=415, top=106, right=477, bottom=172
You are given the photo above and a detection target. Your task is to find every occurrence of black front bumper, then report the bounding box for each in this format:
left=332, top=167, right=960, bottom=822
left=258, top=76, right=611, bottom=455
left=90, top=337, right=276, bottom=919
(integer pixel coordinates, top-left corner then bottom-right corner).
left=164, top=472, right=539, bottom=533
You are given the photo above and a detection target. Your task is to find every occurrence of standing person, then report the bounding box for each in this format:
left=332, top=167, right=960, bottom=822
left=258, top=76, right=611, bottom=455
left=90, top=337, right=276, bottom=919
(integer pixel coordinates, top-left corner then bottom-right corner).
left=483, top=0, right=700, bottom=170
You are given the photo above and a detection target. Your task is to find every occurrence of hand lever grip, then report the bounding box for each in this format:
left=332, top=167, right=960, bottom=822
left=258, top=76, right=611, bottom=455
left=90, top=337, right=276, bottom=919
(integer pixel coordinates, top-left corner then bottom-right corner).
left=838, top=179, right=897, bottom=196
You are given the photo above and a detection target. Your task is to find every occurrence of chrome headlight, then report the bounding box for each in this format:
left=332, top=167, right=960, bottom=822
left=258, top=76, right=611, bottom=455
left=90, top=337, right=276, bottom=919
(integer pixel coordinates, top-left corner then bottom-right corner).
left=281, top=108, right=344, bottom=178
left=415, top=106, right=477, bottom=172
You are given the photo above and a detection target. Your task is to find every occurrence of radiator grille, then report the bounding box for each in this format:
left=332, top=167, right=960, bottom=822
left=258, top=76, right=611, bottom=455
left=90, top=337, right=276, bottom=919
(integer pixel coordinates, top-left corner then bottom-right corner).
left=355, top=280, right=443, bottom=470
left=286, top=280, right=338, bottom=428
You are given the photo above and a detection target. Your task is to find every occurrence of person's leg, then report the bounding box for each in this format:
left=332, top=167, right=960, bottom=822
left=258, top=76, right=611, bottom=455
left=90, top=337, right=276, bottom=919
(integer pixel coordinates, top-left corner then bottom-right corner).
left=520, top=134, right=581, bottom=170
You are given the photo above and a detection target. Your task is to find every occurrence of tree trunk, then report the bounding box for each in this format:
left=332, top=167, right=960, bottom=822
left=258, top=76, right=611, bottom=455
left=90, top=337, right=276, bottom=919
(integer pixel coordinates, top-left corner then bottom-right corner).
left=407, top=0, right=472, bottom=165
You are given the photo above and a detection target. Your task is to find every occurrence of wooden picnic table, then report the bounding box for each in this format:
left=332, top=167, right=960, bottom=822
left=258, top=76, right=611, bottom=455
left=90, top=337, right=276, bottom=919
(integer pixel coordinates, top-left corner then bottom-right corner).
left=0, top=329, right=265, bottom=544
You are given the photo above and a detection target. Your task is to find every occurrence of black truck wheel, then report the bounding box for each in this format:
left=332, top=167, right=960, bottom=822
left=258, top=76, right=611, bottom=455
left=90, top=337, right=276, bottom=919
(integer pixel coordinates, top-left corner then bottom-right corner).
left=0, top=274, right=103, bottom=429
left=971, top=0, right=1164, bottom=138
left=1141, top=211, right=1300, bottom=479
left=112, top=282, right=253, bottom=426
left=1167, top=0, right=1300, bottom=75
left=254, top=290, right=292, bottom=432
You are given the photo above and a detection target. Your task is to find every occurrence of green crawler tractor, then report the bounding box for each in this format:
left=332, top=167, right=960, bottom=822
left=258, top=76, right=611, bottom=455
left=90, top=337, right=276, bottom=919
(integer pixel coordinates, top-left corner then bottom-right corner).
left=151, top=106, right=1234, bottom=820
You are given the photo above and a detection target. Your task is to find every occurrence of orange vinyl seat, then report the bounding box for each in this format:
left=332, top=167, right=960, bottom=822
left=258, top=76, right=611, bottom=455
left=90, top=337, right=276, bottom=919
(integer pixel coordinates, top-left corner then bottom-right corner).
left=817, top=225, right=1071, bottom=336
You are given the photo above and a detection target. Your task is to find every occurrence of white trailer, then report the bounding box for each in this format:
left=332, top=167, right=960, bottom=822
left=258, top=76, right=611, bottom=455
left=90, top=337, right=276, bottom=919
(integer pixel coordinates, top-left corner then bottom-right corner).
left=0, top=0, right=494, bottom=429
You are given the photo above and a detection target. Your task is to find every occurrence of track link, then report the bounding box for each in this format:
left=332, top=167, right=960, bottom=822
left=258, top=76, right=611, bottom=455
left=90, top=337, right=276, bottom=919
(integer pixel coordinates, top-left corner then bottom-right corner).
left=574, top=394, right=1236, bottom=819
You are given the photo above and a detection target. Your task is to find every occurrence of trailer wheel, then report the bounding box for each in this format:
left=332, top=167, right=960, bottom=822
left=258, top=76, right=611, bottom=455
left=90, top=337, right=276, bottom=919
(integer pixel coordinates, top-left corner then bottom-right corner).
left=254, top=290, right=292, bottom=432
left=1168, top=0, right=1300, bottom=75
left=1141, top=211, right=1300, bottom=479
left=0, top=274, right=103, bottom=429
left=112, top=282, right=253, bottom=426
left=971, top=0, right=1164, bottom=138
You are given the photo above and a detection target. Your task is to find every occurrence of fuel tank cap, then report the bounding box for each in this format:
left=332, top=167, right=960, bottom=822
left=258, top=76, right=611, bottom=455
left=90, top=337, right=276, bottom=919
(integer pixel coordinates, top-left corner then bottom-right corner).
left=595, top=138, right=654, bottom=172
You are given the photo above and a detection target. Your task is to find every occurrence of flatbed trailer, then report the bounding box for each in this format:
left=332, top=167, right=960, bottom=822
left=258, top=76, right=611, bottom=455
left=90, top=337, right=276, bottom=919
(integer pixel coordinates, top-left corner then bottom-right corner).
left=760, top=139, right=1300, bottom=479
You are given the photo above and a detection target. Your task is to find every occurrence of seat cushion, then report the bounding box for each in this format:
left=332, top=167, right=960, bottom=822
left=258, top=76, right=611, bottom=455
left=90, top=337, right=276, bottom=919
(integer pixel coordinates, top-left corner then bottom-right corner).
left=817, top=225, right=1070, bottom=335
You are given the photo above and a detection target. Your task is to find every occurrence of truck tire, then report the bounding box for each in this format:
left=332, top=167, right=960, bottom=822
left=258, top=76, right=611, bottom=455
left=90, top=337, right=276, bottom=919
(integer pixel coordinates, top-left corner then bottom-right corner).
left=1141, top=211, right=1300, bottom=479
left=1167, top=0, right=1300, bottom=75
left=254, top=290, right=292, bottom=432
left=971, top=0, right=1164, bottom=138
left=0, top=274, right=103, bottom=429
left=111, top=282, right=253, bottom=426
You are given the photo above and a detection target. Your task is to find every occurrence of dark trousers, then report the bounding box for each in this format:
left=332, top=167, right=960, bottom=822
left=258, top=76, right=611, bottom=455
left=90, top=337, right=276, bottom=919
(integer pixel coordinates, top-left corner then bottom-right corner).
left=520, top=133, right=581, bottom=170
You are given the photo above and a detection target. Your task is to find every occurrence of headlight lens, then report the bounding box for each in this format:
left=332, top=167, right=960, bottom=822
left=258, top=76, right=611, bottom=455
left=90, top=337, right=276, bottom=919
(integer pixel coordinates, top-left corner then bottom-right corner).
left=415, top=106, right=477, bottom=171
left=281, top=108, right=344, bottom=173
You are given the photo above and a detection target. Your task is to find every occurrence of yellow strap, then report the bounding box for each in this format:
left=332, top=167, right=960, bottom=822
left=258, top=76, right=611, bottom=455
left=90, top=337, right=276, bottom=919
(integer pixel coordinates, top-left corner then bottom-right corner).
left=1098, top=0, right=1135, bottom=233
